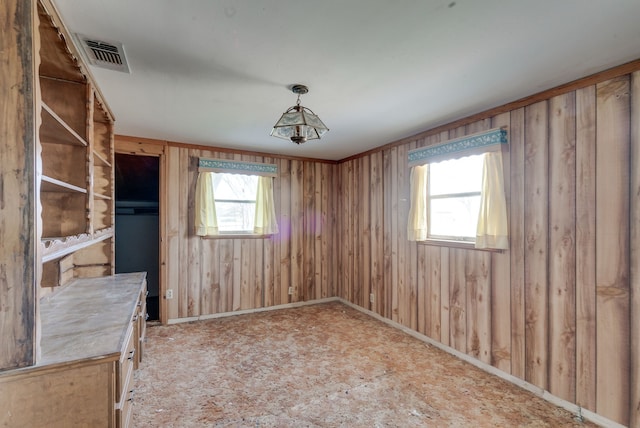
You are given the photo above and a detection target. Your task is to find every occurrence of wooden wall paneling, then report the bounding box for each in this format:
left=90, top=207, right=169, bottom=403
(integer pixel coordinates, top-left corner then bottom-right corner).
left=319, top=162, right=329, bottom=299
left=405, top=141, right=418, bottom=331
left=262, top=157, right=275, bottom=307
left=439, top=246, right=450, bottom=347
left=303, top=161, right=315, bottom=301
left=490, top=111, right=512, bottom=373
left=389, top=147, right=400, bottom=322
left=595, top=76, right=631, bottom=425
left=0, top=0, right=37, bottom=370
left=466, top=250, right=492, bottom=363
left=278, top=159, right=291, bottom=305
left=268, top=158, right=281, bottom=307
left=239, top=237, right=251, bottom=310
left=383, top=150, right=393, bottom=319
left=187, top=149, right=201, bottom=317
left=449, top=248, right=467, bottom=353
left=290, top=160, right=304, bottom=302
left=523, top=100, right=549, bottom=389
left=165, top=146, right=181, bottom=320
left=370, top=152, right=384, bottom=315
left=547, top=92, right=577, bottom=402
left=219, top=238, right=233, bottom=313
left=574, top=85, right=597, bottom=411
left=426, top=246, right=442, bottom=340
left=312, top=162, right=321, bottom=300
left=465, top=120, right=493, bottom=364
left=342, top=161, right=353, bottom=302
left=396, top=143, right=410, bottom=327
left=361, top=156, right=372, bottom=309
left=509, top=107, right=526, bottom=378
left=177, top=148, right=190, bottom=318
left=330, top=162, right=339, bottom=299
left=352, top=158, right=361, bottom=305
left=629, top=70, right=640, bottom=428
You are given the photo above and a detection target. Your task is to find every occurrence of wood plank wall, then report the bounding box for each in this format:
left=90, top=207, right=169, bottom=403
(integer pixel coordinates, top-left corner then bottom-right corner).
left=338, top=70, right=640, bottom=426
left=0, top=0, right=37, bottom=370
left=155, top=145, right=338, bottom=320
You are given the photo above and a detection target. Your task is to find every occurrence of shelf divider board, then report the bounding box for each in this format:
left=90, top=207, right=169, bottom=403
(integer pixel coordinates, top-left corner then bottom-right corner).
left=41, top=175, right=87, bottom=193
left=41, top=102, right=88, bottom=147
left=93, top=193, right=112, bottom=200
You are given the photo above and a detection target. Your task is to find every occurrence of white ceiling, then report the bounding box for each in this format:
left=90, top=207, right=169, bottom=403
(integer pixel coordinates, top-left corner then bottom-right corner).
left=53, top=0, right=640, bottom=161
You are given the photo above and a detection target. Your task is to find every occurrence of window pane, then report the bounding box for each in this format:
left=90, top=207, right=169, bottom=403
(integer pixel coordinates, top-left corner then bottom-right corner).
left=429, top=155, right=483, bottom=196
left=430, top=195, right=480, bottom=239
left=213, top=173, right=258, bottom=201
left=215, top=201, right=256, bottom=232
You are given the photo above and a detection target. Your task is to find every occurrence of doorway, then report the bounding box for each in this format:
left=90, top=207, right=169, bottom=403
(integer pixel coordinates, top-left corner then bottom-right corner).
left=115, top=153, right=160, bottom=320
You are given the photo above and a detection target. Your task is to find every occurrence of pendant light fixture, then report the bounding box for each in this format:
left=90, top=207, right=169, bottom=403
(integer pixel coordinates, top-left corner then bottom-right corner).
left=270, top=84, right=329, bottom=144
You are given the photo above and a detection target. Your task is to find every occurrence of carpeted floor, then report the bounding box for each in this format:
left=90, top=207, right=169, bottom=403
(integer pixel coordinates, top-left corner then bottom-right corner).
left=132, top=301, right=595, bottom=427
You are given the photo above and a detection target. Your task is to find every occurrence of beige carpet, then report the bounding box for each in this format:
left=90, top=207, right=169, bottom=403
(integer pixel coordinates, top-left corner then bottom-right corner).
left=132, top=301, right=594, bottom=427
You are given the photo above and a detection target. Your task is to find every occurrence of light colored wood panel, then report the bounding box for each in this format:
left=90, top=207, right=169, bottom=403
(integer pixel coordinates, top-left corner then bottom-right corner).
left=115, top=136, right=166, bottom=156
left=40, top=142, right=87, bottom=189
left=417, top=244, right=428, bottom=335
left=548, top=92, right=577, bottom=402
left=290, top=160, right=304, bottom=303
left=390, top=147, right=400, bottom=322
left=449, top=249, right=467, bottom=353
left=490, top=111, right=511, bottom=373
left=630, top=70, right=640, bottom=428
left=426, top=246, right=442, bottom=340
left=303, top=161, right=315, bottom=301
left=352, top=158, right=360, bottom=305
left=575, top=84, right=597, bottom=411
left=465, top=250, right=492, bottom=363
left=319, top=162, right=330, bottom=299
left=278, top=159, right=291, bottom=305
left=383, top=150, right=393, bottom=319
left=370, top=151, right=384, bottom=314
left=523, top=100, right=549, bottom=389
left=595, top=76, right=630, bottom=425
left=165, top=146, right=181, bottom=319
left=187, top=149, right=201, bottom=317
left=509, top=107, right=526, bottom=378
left=177, top=148, right=190, bottom=318
left=361, top=156, right=372, bottom=309
left=41, top=192, right=88, bottom=237
left=440, top=247, right=450, bottom=347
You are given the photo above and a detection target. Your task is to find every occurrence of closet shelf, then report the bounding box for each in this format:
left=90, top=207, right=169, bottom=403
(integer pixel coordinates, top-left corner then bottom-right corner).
left=40, top=102, right=88, bottom=147
left=93, top=150, right=112, bottom=167
left=41, top=175, right=87, bottom=193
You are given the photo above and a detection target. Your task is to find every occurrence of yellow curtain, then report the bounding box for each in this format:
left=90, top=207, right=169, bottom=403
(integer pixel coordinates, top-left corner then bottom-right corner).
left=407, top=164, right=428, bottom=241
left=476, top=151, right=508, bottom=249
left=194, top=172, right=219, bottom=236
left=254, top=176, right=279, bottom=235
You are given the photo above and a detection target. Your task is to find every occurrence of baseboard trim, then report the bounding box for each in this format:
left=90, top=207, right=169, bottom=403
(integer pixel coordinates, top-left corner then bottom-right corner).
left=337, top=298, right=626, bottom=428
left=166, top=297, right=340, bottom=325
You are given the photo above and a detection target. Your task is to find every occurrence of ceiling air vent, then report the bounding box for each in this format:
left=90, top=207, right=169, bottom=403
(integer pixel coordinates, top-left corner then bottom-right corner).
left=75, top=34, right=131, bottom=73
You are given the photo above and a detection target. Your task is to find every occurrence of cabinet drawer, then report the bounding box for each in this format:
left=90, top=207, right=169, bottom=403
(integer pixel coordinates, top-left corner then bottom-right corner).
left=116, top=365, right=135, bottom=428
left=116, top=324, right=136, bottom=404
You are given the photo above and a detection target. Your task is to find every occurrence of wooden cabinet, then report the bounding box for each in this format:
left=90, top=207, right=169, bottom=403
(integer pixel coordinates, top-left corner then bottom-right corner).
left=0, top=273, right=147, bottom=428
left=38, top=0, right=115, bottom=289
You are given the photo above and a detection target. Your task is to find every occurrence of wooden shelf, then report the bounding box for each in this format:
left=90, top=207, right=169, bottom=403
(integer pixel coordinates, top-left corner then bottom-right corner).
left=41, top=175, right=87, bottom=193
left=41, top=227, right=113, bottom=263
left=40, top=102, right=88, bottom=147
left=94, top=192, right=112, bottom=200
left=93, top=150, right=112, bottom=167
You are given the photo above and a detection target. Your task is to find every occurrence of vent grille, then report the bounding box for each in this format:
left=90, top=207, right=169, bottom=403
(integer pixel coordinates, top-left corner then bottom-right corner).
left=75, top=34, right=131, bottom=73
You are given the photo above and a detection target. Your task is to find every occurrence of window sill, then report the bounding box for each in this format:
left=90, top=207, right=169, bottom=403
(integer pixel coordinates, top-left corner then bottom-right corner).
left=199, top=233, right=273, bottom=240
left=417, top=239, right=504, bottom=253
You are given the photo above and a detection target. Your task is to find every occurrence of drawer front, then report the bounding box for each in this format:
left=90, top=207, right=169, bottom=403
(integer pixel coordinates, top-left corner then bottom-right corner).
left=116, top=366, right=135, bottom=428
left=116, top=323, right=136, bottom=404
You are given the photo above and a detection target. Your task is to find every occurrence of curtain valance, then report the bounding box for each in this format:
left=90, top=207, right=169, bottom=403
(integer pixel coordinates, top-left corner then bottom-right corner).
left=198, top=158, right=278, bottom=177
left=408, top=128, right=507, bottom=167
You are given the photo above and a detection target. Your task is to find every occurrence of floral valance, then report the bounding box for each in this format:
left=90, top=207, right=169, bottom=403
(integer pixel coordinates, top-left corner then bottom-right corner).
left=198, top=158, right=278, bottom=177
left=408, top=128, right=507, bottom=167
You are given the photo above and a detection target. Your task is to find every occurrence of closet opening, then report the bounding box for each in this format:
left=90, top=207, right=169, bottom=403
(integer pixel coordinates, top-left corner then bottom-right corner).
left=115, top=153, right=160, bottom=320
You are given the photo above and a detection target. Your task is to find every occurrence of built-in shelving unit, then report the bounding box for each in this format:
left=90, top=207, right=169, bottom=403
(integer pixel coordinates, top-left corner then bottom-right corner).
left=37, top=0, right=115, bottom=288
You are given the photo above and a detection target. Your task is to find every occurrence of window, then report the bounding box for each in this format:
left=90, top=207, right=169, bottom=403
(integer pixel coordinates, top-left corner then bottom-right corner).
left=195, top=158, right=279, bottom=237
left=212, top=173, right=259, bottom=233
left=407, top=128, right=509, bottom=250
left=428, top=155, right=483, bottom=241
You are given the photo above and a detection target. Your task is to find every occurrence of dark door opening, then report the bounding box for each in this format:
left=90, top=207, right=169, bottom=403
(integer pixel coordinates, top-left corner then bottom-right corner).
left=115, top=153, right=160, bottom=320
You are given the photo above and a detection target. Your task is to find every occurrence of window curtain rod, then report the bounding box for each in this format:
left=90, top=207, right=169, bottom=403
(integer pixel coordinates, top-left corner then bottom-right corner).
left=198, top=158, right=278, bottom=177
left=408, top=127, right=507, bottom=167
